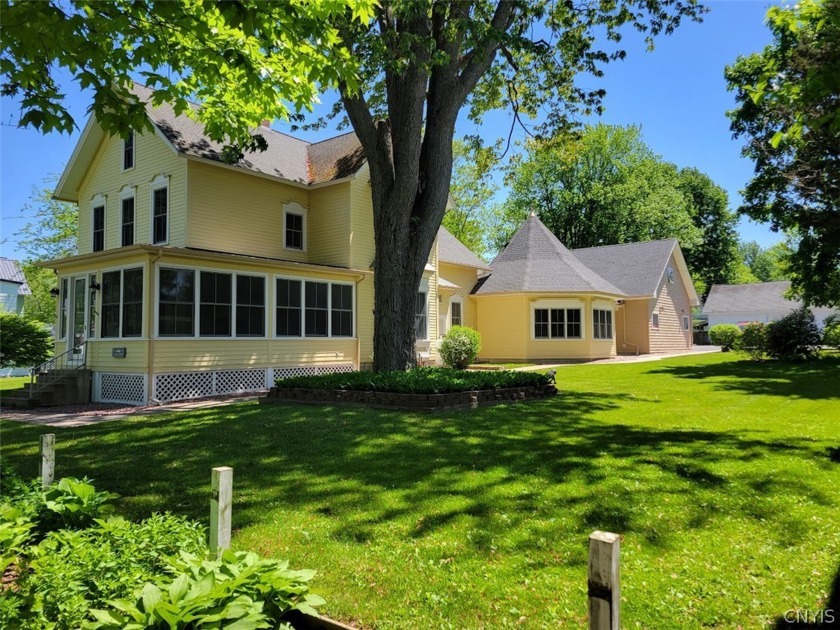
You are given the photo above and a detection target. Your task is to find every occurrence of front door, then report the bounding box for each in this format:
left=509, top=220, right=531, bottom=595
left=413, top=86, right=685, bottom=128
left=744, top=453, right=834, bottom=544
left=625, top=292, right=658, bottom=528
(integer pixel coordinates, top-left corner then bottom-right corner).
left=69, top=276, right=87, bottom=364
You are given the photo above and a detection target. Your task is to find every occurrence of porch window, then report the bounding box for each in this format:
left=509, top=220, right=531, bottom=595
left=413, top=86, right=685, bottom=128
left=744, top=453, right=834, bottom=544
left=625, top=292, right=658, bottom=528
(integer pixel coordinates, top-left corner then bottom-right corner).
left=593, top=309, right=613, bottom=340
left=535, top=307, right=582, bottom=339
left=123, top=131, right=134, bottom=170
left=199, top=271, right=232, bottom=337
left=101, top=268, right=143, bottom=338
left=121, top=196, right=135, bottom=247
left=152, top=185, right=168, bottom=244
left=415, top=292, right=427, bottom=340
left=276, top=278, right=302, bottom=336
left=159, top=268, right=194, bottom=336
left=450, top=301, right=462, bottom=327
left=236, top=275, right=265, bottom=337
left=92, top=205, right=105, bottom=252
left=59, top=278, right=68, bottom=339
left=305, top=281, right=328, bottom=337
left=331, top=284, right=353, bottom=337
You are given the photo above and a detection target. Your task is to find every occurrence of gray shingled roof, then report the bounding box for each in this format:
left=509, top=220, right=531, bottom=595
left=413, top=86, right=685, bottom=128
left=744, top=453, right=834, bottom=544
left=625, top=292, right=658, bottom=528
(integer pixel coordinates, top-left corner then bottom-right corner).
left=133, top=84, right=365, bottom=185
left=0, top=258, right=30, bottom=295
left=572, top=239, right=678, bottom=297
left=437, top=227, right=491, bottom=270
left=473, top=215, right=624, bottom=295
left=703, top=281, right=797, bottom=313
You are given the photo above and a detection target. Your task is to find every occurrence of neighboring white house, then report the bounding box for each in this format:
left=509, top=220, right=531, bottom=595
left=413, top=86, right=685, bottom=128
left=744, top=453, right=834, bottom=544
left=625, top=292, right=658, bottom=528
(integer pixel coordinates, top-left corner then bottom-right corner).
left=703, top=281, right=837, bottom=329
left=0, top=257, right=32, bottom=377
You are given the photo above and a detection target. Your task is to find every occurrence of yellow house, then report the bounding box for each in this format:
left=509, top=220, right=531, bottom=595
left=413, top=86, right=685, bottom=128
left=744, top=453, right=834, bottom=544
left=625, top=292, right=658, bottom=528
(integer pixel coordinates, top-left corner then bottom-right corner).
left=36, top=85, right=697, bottom=406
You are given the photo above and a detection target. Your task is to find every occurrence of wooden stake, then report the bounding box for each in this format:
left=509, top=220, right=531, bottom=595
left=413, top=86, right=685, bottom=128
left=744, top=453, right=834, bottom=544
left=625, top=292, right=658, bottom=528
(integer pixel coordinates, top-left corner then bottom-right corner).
left=588, top=531, right=620, bottom=630
left=39, top=434, right=55, bottom=488
left=209, top=466, right=233, bottom=556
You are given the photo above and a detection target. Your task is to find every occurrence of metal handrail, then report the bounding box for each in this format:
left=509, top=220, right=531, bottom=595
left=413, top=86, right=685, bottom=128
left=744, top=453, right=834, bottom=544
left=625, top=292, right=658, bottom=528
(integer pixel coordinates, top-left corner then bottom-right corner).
left=29, top=341, right=87, bottom=399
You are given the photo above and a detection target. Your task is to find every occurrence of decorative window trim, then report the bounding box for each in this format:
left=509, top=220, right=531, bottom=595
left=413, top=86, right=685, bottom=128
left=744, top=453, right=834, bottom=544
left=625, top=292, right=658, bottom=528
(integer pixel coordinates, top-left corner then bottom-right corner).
left=119, top=185, right=136, bottom=247
left=273, top=274, right=356, bottom=339
left=123, top=130, right=135, bottom=171
left=150, top=174, right=170, bottom=245
left=282, top=201, right=307, bottom=252
left=91, top=194, right=106, bottom=253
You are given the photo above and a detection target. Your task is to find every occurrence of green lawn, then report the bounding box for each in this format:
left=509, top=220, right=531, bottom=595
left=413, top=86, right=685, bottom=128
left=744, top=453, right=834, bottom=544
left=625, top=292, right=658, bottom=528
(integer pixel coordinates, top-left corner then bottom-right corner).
left=2, top=353, right=839, bottom=628
left=0, top=376, right=28, bottom=391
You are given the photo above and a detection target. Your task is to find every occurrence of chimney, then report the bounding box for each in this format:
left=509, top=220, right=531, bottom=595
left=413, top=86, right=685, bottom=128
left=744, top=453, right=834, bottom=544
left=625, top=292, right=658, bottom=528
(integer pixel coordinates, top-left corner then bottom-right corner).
left=261, top=119, right=271, bottom=128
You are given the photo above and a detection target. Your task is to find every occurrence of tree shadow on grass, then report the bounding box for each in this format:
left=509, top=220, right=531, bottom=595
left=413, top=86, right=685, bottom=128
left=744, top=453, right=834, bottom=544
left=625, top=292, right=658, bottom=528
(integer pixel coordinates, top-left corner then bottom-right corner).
left=773, top=561, right=840, bottom=628
left=648, top=356, right=840, bottom=399
left=1, top=390, right=833, bottom=555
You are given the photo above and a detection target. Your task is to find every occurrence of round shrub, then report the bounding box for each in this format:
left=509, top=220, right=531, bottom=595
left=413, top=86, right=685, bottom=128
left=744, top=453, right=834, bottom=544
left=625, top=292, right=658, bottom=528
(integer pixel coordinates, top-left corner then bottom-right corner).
left=823, top=314, right=840, bottom=350
left=439, top=326, right=481, bottom=369
left=738, top=322, right=767, bottom=360
left=709, top=324, right=741, bottom=351
left=766, top=307, right=821, bottom=360
left=0, top=312, right=52, bottom=368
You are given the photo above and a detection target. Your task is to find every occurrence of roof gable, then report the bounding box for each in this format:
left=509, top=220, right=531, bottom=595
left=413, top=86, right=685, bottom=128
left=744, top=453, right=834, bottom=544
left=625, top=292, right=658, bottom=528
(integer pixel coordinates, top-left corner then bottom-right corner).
left=437, top=227, right=491, bottom=270
left=0, top=258, right=30, bottom=295
left=474, top=215, right=624, bottom=295
left=703, top=281, right=796, bottom=313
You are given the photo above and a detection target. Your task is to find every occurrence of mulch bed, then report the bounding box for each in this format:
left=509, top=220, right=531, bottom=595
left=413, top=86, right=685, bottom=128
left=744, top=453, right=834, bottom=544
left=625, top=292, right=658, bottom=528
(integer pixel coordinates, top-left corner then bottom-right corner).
left=261, top=384, right=557, bottom=411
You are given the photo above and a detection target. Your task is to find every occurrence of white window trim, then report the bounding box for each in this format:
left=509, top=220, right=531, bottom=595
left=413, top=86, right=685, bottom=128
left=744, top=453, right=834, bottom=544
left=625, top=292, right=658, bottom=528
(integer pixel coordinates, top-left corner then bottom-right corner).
left=150, top=174, right=170, bottom=246
left=91, top=193, right=107, bottom=253
left=530, top=298, right=585, bottom=341
left=58, top=277, right=69, bottom=340
left=592, top=308, right=614, bottom=340
left=87, top=272, right=99, bottom=341
left=273, top=274, right=356, bottom=340
left=154, top=263, right=270, bottom=339
left=282, top=201, right=307, bottom=252
left=122, top=131, right=135, bottom=172
left=449, top=295, right=463, bottom=329
left=99, top=263, right=146, bottom=339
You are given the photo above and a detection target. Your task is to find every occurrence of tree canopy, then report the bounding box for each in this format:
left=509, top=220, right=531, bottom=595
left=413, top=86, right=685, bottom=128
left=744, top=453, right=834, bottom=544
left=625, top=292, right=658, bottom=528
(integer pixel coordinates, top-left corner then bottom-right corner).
left=726, top=0, right=840, bottom=307
left=2, top=0, right=706, bottom=369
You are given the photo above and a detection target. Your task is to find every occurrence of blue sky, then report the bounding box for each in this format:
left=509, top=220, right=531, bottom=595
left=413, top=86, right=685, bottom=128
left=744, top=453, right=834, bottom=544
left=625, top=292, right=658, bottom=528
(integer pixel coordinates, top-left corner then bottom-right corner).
left=0, top=0, right=781, bottom=261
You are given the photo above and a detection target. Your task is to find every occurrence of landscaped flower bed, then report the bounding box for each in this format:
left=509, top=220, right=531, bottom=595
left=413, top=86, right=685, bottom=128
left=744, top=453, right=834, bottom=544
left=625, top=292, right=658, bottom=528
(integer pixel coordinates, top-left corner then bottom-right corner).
left=262, top=367, right=557, bottom=410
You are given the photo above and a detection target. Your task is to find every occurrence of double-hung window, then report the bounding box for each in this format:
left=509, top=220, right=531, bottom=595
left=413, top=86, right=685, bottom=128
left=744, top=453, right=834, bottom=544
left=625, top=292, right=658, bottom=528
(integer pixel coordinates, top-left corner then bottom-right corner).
left=236, top=275, right=265, bottom=337
left=415, top=292, right=428, bottom=340
left=159, top=268, right=195, bottom=336
left=121, top=195, right=135, bottom=247
left=123, top=131, right=134, bottom=170
left=593, top=309, right=613, bottom=340
left=285, top=212, right=304, bottom=250
left=92, top=205, right=105, bottom=252
left=331, top=284, right=353, bottom=337
left=276, top=278, right=302, bottom=336
left=100, top=268, right=143, bottom=338
left=152, top=179, right=168, bottom=244
left=199, top=272, right=232, bottom=337
left=534, top=307, right=582, bottom=339
left=450, top=301, right=462, bottom=327
left=305, top=281, right=329, bottom=337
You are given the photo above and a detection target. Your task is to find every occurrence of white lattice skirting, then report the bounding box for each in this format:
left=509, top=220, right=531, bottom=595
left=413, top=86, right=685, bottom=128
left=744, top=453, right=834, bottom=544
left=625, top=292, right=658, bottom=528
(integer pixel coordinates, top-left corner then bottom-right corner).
left=95, top=373, right=148, bottom=405
left=151, top=365, right=354, bottom=403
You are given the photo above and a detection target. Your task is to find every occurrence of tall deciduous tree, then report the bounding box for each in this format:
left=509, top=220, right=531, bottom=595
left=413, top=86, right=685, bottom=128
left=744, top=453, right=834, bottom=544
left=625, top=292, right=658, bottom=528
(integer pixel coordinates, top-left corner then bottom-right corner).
left=493, top=124, right=702, bottom=251
left=738, top=240, right=791, bottom=283
left=726, top=0, right=840, bottom=307
left=2, top=0, right=705, bottom=370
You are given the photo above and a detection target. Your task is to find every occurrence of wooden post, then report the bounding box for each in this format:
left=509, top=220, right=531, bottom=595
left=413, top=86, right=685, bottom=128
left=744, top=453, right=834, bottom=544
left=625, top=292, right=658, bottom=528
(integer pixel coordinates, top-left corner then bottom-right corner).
left=209, top=466, right=233, bottom=556
left=588, top=531, right=620, bottom=630
left=39, top=434, right=55, bottom=488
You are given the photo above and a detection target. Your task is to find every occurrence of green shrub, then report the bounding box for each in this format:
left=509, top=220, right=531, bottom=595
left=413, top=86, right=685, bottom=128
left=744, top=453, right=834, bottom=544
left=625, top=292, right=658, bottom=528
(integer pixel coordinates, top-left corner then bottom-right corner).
left=275, top=366, right=550, bottom=394
left=823, top=314, right=840, bottom=350
left=709, top=324, right=741, bottom=351
left=0, top=311, right=52, bottom=368
left=39, top=477, right=119, bottom=531
left=737, top=322, right=768, bottom=360
left=766, top=307, right=822, bottom=360
left=439, top=326, right=482, bottom=369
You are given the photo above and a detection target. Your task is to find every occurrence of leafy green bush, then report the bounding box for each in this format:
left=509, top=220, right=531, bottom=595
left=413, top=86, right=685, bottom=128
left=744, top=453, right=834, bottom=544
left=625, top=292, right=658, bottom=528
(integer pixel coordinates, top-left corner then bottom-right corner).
left=709, top=324, right=741, bottom=351
left=275, top=366, right=551, bottom=394
left=39, top=477, right=119, bottom=531
left=0, top=311, right=52, bottom=368
left=737, top=322, right=768, bottom=360
left=89, top=550, right=324, bottom=629
left=0, top=503, right=35, bottom=573
left=766, top=307, right=822, bottom=360
left=823, top=314, right=840, bottom=350
left=439, top=326, right=482, bottom=369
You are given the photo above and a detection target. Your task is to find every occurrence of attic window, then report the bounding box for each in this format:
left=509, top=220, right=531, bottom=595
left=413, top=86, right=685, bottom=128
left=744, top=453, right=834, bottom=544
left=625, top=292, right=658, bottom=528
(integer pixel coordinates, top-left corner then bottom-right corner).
left=123, top=131, right=134, bottom=170
left=666, top=266, right=675, bottom=283
left=283, top=202, right=307, bottom=251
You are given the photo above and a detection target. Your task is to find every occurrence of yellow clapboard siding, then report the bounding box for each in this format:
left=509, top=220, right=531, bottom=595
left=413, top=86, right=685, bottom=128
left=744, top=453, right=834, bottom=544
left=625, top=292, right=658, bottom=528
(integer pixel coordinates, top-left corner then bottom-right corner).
left=649, top=253, right=693, bottom=352
left=86, top=340, right=148, bottom=371
left=438, top=262, right=481, bottom=334
left=78, top=129, right=186, bottom=254
left=349, top=171, right=375, bottom=270
left=309, top=184, right=352, bottom=267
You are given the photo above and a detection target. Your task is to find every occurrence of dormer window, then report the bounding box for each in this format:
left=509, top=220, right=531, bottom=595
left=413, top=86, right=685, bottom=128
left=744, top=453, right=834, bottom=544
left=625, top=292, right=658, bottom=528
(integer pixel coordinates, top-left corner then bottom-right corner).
left=123, top=131, right=134, bottom=170
left=283, top=202, right=307, bottom=251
